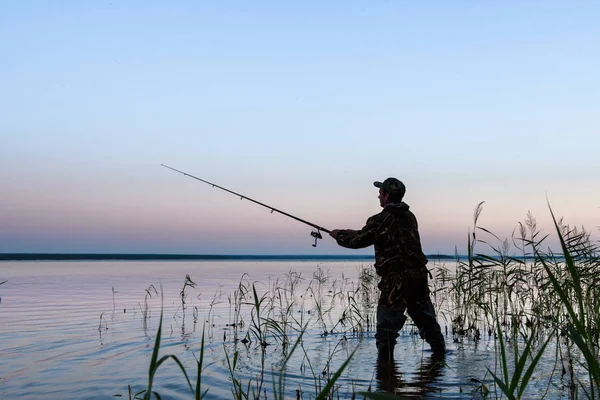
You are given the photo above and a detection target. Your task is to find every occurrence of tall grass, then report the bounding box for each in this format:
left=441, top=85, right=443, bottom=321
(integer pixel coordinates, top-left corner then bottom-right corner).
left=112, top=203, right=598, bottom=399
left=116, top=265, right=374, bottom=399
left=0, top=279, right=7, bottom=304
left=445, top=202, right=600, bottom=399
left=537, top=205, right=600, bottom=398
left=136, top=297, right=359, bottom=399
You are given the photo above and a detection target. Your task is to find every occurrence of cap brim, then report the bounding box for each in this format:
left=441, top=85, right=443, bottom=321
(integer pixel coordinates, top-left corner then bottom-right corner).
left=373, top=181, right=383, bottom=188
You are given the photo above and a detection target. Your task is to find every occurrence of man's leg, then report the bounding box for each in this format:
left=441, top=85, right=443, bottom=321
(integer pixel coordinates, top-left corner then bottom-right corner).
left=375, top=274, right=407, bottom=360
left=406, top=294, right=446, bottom=356
left=375, top=305, right=406, bottom=360
left=375, top=305, right=407, bottom=346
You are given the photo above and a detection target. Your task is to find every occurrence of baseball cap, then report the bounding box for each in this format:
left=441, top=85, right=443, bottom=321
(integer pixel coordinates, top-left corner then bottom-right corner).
left=374, top=177, right=406, bottom=198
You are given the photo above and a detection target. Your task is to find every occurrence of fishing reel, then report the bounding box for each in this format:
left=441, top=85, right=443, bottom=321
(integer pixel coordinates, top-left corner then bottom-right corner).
left=310, top=230, right=323, bottom=247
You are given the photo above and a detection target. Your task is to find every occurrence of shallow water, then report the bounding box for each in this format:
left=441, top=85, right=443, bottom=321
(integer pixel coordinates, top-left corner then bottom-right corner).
left=0, top=261, right=575, bottom=399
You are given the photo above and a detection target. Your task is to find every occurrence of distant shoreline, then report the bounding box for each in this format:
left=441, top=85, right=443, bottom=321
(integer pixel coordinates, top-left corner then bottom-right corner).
left=0, top=253, right=458, bottom=261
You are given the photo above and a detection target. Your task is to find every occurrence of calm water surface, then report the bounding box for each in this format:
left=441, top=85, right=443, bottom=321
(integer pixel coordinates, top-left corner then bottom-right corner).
left=0, top=260, right=572, bottom=399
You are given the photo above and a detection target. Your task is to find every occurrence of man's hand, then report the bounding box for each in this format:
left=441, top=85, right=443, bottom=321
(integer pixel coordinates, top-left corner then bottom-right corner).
left=330, top=229, right=358, bottom=240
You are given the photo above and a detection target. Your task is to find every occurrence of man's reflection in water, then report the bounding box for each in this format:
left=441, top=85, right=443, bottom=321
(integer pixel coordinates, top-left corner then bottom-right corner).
left=375, top=351, right=445, bottom=398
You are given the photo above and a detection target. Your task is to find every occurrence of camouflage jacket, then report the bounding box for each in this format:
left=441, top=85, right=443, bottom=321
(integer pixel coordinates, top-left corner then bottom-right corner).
left=334, top=202, right=429, bottom=277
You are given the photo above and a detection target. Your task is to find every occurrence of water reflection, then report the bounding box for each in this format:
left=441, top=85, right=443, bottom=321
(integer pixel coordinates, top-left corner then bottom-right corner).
left=375, top=352, right=445, bottom=398
left=1, top=261, right=578, bottom=399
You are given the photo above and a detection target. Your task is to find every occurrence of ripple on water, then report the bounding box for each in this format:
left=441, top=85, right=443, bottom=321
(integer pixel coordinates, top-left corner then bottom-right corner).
left=0, top=261, right=577, bottom=399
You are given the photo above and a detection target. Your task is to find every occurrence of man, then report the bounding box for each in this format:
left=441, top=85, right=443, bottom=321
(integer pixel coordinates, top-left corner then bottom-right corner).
left=329, top=177, right=446, bottom=359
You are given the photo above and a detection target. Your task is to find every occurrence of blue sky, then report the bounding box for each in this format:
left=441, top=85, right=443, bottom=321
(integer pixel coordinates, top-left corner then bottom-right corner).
left=1, top=0, right=599, bottom=255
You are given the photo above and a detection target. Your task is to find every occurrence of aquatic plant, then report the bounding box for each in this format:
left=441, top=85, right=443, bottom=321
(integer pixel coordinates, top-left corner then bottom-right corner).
left=112, top=286, right=118, bottom=311
left=114, top=202, right=599, bottom=399
left=140, top=284, right=159, bottom=322
left=536, top=206, right=600, bottom=399
left=131, top=294, right=358, bottom=399
left=0, top=279, right=6, bottom=304
left=448, top=202, right=600, bottom=399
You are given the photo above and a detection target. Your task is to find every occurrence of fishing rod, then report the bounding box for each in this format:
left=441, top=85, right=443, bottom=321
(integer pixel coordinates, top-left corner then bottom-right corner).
left=161, top=164, right=330, bottom=247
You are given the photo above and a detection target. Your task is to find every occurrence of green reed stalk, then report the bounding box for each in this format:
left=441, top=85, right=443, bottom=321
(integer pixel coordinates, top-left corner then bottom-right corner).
left=143, top=286, right=195, bottom=400
left=272, top=328, right=306, bottom=400
left=223, top=347, right=248, bottom=400
left=194, top=323, right=210, bottom=399
left=315, top=347, right=358, bottom=400
left=248, top=283, right=269, bottom=346
left=487, top=313, right=553, bottom=399
left=535, top=205, right=600, bottom=398
left=126, top=384, right=146, bottom=399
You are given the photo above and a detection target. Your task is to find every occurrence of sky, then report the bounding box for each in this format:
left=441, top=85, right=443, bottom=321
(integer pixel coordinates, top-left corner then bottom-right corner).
left=1, top=0, right=599, bottom=255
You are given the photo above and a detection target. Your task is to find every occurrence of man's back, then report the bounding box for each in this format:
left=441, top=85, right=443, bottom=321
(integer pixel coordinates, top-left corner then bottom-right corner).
left=370, top=202, right=428, bottom=275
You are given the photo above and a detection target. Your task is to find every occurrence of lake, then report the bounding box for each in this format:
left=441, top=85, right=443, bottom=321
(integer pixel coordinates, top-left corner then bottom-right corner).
left=0, top=259, right=576, bottom=399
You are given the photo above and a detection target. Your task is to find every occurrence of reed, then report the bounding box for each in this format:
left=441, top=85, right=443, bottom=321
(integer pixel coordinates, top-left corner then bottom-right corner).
left=131, top=296, right=358, bottom=399
left=0, top=279, right=6, bottom=305
left=98, top=312, right=109, bottom=332
left=448, top=202, right=600, bottom=399
left=115, top=202, right=598, bottom=399
left=536, top=205, right=600, bottom=398
left=142, top=286, right=195, bottom=400
left=112, top=286, right=118, bottom=311
left=486, top=306, right=554, bottom=400
left=139, top=284, right=158, bottom=322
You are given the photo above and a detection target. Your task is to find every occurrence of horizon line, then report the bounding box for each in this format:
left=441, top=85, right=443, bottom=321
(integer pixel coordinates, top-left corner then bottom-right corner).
left=0, top=252, right=539, bottom=261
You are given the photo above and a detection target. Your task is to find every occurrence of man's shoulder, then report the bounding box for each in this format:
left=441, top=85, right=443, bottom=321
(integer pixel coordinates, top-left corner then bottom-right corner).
left=384, top=204, right=419, bottom=228
left=366, top=211, right=386, bottom=224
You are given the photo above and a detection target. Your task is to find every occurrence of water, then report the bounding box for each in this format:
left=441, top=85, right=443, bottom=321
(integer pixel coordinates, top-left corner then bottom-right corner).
left=0, top=260, right=574, bottom=399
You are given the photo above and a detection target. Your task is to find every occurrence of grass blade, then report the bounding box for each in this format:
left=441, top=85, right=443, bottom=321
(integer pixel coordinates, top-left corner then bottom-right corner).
left=315, top=346, right=358, bottom=400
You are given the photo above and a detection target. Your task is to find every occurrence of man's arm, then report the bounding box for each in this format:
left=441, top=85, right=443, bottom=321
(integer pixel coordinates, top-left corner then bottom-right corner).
left=329, top=216, right=382, bottom=249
